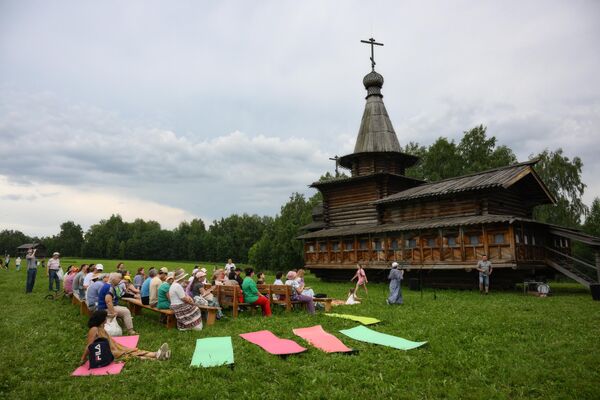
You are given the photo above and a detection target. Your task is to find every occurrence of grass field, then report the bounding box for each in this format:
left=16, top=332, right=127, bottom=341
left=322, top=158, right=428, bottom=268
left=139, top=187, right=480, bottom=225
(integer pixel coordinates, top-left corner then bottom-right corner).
left=0, top=258, right=599, bottom=400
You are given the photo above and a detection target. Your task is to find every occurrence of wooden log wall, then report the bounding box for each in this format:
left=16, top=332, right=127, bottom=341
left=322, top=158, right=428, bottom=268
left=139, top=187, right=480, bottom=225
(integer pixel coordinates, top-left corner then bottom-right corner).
left=382, top=196, right=481, bottom=223
left=487, top=189, right=533, bottom=218
left=351, top=154, right=406, bottom=177
left=381, top=187, right=536, bottom=224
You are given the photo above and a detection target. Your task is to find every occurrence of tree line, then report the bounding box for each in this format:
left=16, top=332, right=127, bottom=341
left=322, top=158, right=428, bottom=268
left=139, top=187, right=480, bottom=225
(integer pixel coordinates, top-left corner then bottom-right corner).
left=1, top=126, right=598, bottom=269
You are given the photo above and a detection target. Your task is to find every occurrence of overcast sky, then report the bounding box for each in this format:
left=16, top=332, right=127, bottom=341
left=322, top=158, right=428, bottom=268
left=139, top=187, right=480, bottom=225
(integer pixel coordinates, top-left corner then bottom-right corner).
left=1, top=0, right=599, bottom=237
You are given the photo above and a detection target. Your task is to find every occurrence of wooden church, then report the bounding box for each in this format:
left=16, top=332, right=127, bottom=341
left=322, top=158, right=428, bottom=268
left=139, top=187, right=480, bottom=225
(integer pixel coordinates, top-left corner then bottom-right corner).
left=298, top=40, right=600, bottom=289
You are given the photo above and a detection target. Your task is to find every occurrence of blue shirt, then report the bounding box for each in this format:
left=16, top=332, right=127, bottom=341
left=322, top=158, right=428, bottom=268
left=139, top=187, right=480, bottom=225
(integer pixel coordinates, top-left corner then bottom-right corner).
left=86, top=281, right=104, bottom=307
left=97, top=283, right=118, bottom=310
left=141, top=277, right=152, bottom=297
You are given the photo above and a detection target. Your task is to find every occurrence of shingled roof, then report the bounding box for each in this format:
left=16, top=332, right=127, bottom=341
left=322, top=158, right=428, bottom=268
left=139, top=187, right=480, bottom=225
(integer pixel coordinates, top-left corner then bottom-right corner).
left=297, top=214, right=535, bottom=239
left=373, top=160, right=555, bottom=205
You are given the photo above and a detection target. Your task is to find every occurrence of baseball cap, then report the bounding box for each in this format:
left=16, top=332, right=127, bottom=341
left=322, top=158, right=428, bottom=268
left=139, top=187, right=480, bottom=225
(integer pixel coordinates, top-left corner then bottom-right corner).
left=96, top=264, right=104, bottom=271
left=159, top=267, right=169, bottom=274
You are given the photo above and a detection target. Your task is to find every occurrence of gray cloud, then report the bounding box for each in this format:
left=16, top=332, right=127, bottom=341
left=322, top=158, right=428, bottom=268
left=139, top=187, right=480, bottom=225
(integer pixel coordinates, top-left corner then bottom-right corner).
left=0, top=0, right=599, bottom=235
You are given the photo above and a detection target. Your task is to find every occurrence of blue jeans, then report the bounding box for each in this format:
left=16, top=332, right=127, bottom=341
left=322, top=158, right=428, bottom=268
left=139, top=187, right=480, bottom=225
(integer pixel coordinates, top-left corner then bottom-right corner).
left=48, top=269, right=60, bottom=292
left=479, top=274, right=489, bottom=287
left=26, top=268, right=37, bottom=293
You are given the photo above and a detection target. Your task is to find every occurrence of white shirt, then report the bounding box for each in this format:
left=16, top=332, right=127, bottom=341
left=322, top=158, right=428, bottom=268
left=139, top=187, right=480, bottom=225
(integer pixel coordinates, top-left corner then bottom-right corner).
left=47, top=258, right=60, bottom=270
left=168, top=282, right=186, bottom=306
left=346, top=293, right=360, bottom=305
left=16, top=257, right=21, bottom=265
left=225, top=263, right=236, bottom=274
left=83, top=272, right=95, bottom=288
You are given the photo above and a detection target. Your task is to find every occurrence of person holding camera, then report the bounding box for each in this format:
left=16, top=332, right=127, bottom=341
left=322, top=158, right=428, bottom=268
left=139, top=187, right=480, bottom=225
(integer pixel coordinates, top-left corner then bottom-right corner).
left=25, top=248, right=37, bottom=293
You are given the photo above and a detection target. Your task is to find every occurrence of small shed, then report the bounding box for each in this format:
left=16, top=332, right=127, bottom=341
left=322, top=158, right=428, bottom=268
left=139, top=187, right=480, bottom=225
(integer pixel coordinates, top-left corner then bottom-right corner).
left=16, top=243, right=47, bottom=258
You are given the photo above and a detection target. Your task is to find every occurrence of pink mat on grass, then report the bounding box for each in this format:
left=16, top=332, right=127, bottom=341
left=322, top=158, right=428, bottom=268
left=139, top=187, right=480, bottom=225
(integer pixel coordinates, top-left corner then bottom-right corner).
left=293, top=325, right=353, bottom=353
left=239, top=330, right=306, bottom=355
left=71, top=335, right=139, bottom=376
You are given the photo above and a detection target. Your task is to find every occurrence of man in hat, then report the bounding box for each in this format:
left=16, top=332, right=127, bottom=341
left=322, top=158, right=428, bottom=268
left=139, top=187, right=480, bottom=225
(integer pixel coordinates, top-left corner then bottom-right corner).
left=46, top=251, right=61, bottom=292
left=25, top=248, right=37, bottom=293
left=98, top=272, right=137, bottom=335
left=149, top=267, right=168, bottom=308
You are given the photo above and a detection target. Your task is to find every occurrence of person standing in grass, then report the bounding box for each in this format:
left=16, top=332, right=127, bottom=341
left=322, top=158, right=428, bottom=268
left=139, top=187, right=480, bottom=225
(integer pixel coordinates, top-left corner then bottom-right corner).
left=476, top=255, right=493, bottom=295
left=351, top=264, right=368, bottom=296
left=46, top=252, right=61, bottom=292
left=15, top=256, right=21, bottom=271
left=25, top=248, right=37, bottom=293
left=225, top=258, right=236, bottom=275
left=4, top=254, right=10, bottom=270
left=242, top=268, right=271, bottom=317
left=387, top=262, right=404, bottom=305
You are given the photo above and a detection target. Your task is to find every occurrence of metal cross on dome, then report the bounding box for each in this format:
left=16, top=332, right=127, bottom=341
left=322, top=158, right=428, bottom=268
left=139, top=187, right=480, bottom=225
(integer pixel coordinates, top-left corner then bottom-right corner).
left=360, top=37, right=384, bottom=71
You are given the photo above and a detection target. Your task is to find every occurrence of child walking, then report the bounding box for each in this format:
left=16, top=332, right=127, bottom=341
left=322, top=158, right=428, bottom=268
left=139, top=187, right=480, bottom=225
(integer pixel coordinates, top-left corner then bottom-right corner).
left=351, top=264, right=368, bottom=296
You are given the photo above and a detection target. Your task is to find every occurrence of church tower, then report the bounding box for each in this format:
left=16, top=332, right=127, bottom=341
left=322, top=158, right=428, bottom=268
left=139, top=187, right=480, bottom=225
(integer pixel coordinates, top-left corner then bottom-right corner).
left=310, top=38, right=423, bottom=229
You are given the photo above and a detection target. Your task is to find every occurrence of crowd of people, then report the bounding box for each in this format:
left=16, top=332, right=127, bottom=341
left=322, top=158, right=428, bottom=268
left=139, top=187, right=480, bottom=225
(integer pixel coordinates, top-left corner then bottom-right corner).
left=9, top=249, right=495, bottom=368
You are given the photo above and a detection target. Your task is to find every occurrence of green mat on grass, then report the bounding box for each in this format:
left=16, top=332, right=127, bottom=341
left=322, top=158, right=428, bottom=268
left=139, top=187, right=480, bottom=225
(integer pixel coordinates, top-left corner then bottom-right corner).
left=339, top=325, right=427, bottom=350
left=191, top=336, right=234, bottom=368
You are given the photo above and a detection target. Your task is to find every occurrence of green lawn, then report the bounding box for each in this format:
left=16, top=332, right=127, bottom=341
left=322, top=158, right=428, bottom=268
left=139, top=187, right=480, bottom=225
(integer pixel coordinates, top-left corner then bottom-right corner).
left=0, top=259, right=599, bottom=399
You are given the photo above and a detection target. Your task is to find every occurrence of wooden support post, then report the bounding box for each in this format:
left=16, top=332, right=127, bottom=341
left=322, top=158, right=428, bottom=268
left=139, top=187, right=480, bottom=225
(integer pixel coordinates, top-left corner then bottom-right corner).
left=368, top=233, right=372, bottom=263
left=419, top=230, right=424, bottom=262
left=354, top=236, right=358, bottom=263
left=508, top=224, right=516, bottom=263
left=400, top=232, right=405, bottom=262
left=596, top=249, right=600, bottom=284
left=439, top=228, right=444, bottom=261
left=482, top=225, right=489, bottom=259
left=459, top=226, right=465, bottom=262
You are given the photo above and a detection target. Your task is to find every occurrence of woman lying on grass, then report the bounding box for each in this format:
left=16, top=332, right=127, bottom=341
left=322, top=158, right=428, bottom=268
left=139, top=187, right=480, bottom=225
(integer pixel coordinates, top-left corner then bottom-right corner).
left=80, top=310, right=170, bottom=365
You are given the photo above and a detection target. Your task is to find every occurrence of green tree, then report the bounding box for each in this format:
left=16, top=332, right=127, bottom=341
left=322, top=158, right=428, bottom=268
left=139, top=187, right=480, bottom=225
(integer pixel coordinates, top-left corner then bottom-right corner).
left=532, top=149, right=588, bottom=227
left=249, top=193, right=319, bottom=271
left=54, top=221, right=84, bottom=256
left=418, top=137, right=462, bottom=181
left=583, top=198, right=600, bottom=237
left=0, top=230, right=35, bottom=257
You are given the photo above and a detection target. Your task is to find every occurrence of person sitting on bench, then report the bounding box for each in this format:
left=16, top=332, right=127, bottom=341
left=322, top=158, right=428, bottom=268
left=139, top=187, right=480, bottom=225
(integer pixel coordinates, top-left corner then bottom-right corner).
left=242, top=268, right=272, bottom=317
left=285, top=271, right=315, bottom=315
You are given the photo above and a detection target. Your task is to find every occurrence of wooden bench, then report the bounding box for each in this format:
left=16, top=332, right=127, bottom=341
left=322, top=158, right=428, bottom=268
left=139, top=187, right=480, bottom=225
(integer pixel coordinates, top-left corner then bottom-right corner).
left=313, top=297, right=333, bottom=312
left=72, top=294, right=91, bottom=316
left=121, top=297, right=220, bottom=328
left=217, top=285, right=260, bottom=318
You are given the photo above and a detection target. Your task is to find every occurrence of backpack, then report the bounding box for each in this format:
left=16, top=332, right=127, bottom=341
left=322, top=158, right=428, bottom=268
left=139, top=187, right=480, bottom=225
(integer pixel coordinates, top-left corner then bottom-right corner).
left=88, top=337, right=114, bottom=368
